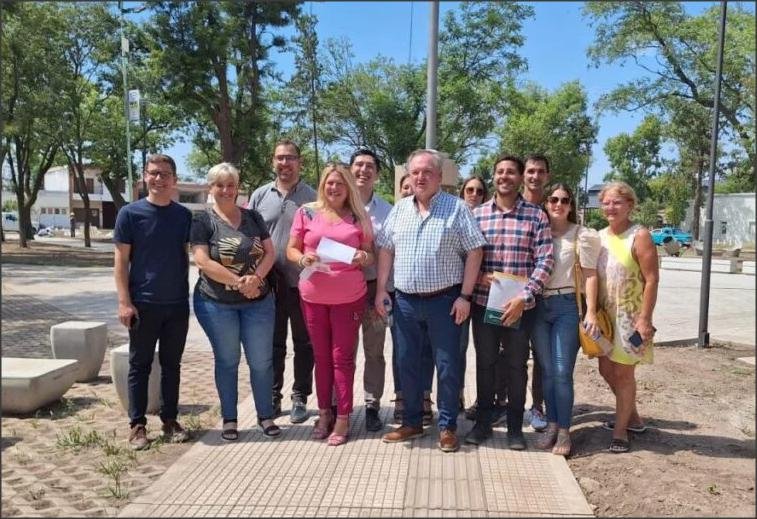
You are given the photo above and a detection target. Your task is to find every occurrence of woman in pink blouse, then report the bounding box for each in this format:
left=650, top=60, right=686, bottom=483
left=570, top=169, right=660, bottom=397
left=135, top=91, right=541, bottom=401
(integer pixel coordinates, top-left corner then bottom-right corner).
left=286, top=163, right=374, bottom=446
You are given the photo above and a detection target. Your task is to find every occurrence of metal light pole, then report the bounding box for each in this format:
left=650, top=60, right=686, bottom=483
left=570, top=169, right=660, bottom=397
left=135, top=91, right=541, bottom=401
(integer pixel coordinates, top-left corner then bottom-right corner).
left=698, top=1, right=728, bottom=348
left=119, top=0, right=134, bottom=202
left=425, top=1, right=439, bottom=149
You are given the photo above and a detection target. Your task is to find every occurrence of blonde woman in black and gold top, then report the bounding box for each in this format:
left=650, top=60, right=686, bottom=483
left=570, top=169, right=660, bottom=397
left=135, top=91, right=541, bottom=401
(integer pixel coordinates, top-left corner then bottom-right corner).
left=191, top=162, right=280, bottom=441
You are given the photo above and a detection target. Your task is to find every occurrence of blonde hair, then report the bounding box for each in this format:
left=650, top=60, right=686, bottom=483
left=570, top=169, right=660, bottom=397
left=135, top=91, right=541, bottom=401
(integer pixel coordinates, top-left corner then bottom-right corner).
left=207, top=162, right=240, bottom=186
left=309, top=163, right=372, bottom=239
left=599, top=181, right=638, bottom=208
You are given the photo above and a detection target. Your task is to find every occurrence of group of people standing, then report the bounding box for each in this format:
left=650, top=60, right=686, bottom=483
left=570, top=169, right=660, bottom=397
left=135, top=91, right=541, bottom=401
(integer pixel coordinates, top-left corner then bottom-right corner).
left=114, top=142, right=658, bottom=456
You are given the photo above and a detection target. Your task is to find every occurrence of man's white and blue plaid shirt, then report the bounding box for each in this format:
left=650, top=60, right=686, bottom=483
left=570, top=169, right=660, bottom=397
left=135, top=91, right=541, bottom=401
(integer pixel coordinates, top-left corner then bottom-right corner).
left=376, top=190, right=486, bottom=294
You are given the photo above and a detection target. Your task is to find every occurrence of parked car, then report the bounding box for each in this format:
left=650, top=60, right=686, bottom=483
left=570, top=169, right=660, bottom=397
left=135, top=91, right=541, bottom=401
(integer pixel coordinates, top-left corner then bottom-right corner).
left=2, top=211, right=39, bottom=234
left=651, top=226, right=693, bottom=247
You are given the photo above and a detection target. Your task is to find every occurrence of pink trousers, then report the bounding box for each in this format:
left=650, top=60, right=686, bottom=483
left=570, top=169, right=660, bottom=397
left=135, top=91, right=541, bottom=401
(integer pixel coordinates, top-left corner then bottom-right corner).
left=300, top=296, right=365, bottom=416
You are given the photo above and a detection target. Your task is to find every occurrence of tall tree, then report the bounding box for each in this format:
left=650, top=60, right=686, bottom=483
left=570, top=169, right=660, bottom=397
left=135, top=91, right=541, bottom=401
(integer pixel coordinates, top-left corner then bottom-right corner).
left=603, top=115, right=664, bottom=201
left=316, top=1, right=533, bottom=172
left=584, top=1, right=755, bottom=165
left=1, top=3, right=66, bottom=247
left=495, top=81, right=598, bottom=188
left=143, top=1, right=300, bottom=184
left=436, top=1, right=533, bottom=162
left=56, top=4, right=120, bottom=248
left=283, top=13, right=323, bottom=176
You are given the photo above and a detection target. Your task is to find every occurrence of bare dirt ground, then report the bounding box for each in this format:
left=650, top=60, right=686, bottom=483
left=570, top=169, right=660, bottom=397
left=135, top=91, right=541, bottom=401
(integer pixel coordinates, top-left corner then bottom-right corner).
left=1, top=241, right=755, bottom=517
left=569, top=343, right=756, bottom=517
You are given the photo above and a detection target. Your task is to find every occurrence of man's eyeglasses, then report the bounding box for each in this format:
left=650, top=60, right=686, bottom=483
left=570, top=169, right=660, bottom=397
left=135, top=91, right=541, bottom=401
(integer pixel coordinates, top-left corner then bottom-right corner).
left=465, top=187, right=484, bottom=195
left=145, top=170, right=173, bottom=179
left=274, top=154, right=299, bottom=163
left=547, top=196, right=571, bottom=205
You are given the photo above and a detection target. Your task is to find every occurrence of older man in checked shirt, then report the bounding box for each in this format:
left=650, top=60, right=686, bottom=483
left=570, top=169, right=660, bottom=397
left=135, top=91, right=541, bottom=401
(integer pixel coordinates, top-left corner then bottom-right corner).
left=375, top=149, right=485, bottom=453
left=464, top=154, right=554, bottom=450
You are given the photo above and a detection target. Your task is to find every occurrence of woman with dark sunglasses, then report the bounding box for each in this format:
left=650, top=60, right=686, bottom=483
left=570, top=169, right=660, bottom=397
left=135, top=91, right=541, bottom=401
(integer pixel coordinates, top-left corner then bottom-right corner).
left=532, top=183, right=600, bottom=456
left=457, top=176, right=488, bottom=412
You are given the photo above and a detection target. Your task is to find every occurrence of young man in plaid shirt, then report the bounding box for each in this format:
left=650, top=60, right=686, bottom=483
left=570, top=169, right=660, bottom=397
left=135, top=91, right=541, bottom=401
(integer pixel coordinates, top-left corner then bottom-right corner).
left=465, top=154, right=554, bottom=449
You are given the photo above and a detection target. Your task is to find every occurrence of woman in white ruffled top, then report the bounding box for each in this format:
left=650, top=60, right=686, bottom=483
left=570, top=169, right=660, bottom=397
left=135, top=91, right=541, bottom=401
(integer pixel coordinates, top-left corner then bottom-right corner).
left=532, top=183, right=601, bottom=456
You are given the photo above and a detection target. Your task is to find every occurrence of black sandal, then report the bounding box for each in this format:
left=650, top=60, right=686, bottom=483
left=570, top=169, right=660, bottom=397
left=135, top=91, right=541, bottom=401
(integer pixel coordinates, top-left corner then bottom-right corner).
left=608, top=438, right=630, bottom=453
left=258, top=418, right=281, bottom=438
left=222, top=420, right=238, bottom=441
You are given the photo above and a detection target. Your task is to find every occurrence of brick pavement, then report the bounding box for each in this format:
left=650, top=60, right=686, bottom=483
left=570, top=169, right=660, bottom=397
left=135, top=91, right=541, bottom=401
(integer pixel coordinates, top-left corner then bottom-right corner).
left=2, top=264, right=593, bottom=517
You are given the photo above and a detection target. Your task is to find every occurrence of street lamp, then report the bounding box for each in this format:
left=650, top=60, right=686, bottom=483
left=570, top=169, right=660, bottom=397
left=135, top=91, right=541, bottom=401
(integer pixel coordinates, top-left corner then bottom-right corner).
left=118, top=1, right=146, bottom=203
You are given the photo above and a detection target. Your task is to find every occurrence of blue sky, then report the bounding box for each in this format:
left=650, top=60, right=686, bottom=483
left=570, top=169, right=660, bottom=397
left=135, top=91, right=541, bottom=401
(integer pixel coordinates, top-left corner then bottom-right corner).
left=155, top=1, right=732, bottom=186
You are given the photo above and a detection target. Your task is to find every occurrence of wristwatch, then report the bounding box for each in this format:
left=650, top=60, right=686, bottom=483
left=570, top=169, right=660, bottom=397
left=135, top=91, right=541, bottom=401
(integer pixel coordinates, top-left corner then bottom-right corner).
left=459, top=293, right=472, bottom=302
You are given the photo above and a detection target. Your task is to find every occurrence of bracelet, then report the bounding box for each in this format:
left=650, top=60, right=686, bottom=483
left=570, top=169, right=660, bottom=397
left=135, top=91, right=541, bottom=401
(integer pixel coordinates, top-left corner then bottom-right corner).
left=298, top=255, right=306, bottom=268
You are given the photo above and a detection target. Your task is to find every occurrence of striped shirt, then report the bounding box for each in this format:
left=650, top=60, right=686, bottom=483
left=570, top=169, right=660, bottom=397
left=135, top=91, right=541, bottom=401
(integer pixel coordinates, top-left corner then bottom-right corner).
left=376, top=191, right=486, bottom=294
left=472, top=195, right=554, bottom=309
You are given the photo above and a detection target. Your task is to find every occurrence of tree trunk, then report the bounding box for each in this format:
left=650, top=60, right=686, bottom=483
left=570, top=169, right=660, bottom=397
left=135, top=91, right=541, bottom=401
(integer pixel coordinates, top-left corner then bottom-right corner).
left=69, top=160, right=92, bottom=248
left=100, top=171, right=127, bottom=211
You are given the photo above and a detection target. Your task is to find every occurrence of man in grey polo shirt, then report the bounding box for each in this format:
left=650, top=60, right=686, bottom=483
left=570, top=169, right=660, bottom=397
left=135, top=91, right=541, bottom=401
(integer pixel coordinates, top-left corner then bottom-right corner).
left=248, top=139, right=316, bottom=423
left=349, top=148, right=393, bottom=432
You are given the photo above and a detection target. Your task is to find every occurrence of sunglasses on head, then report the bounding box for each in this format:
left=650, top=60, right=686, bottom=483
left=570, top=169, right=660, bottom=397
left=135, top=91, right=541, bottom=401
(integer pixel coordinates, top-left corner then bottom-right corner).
left=547, top=196, right=571, bottom=205
left=465, top=186, right=484, bottom=195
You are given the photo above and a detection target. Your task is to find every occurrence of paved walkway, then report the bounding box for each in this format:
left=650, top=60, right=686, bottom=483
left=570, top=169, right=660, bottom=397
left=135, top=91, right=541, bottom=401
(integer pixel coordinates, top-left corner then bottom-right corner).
left=3, top=262, right=754, bottom=517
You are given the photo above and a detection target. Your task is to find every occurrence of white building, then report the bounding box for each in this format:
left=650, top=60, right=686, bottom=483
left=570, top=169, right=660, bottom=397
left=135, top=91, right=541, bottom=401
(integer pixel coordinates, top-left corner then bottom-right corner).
left=1, top=166, right=250, bottom=230
left=683, top=192, right=755, bottom=247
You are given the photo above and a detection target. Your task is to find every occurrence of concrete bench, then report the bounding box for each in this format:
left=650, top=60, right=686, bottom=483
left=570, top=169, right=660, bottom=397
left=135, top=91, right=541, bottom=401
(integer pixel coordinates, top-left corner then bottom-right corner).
left=742, top=261, right=755, bottom=275
left=2, top=358, right=79, bottom=414
left=50, top=321, right=108, bottom=382
left=110, top=343, right=161, bottom=415
left=661, top=257, right=738, bottom=273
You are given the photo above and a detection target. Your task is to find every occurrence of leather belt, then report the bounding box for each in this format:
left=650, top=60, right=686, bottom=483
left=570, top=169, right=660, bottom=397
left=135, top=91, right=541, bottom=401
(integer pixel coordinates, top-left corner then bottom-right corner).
left=398, top=284, right=460, bottom=299
left=543, top=286, right=576, bottom=297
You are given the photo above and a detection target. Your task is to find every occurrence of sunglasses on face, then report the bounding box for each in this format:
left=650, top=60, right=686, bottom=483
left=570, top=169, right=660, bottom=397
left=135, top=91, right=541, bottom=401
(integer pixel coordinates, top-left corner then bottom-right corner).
left=547, top=196, right=571, bottom=205
left=465, top=187, right=484, bottom=195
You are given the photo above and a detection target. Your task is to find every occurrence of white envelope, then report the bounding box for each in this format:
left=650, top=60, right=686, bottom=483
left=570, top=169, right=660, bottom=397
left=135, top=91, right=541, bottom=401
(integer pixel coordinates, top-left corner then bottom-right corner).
left=316, top=237, right=357, bottom=265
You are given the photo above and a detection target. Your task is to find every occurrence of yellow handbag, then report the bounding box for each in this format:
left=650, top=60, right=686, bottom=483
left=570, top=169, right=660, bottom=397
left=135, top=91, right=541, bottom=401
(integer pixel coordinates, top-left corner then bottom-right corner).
left=572, top=228, right=613, bottom=358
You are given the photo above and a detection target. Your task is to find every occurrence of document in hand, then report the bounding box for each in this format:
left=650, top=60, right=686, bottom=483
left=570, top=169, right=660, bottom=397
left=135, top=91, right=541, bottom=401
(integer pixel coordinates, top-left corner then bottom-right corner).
left=316, top=237, right=357, bottom=265
left=484, top=272, right=528, bottom=328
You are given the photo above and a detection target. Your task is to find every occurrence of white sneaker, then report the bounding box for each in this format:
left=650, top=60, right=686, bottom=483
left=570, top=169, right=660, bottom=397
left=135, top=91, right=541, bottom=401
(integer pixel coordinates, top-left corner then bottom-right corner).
left=529, top=408, right=548, bottom=432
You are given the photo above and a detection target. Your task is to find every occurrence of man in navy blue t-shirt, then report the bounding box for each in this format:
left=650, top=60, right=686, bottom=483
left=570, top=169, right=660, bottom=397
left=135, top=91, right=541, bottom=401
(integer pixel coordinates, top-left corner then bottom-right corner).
left=114, top=154, right=192, bottom=450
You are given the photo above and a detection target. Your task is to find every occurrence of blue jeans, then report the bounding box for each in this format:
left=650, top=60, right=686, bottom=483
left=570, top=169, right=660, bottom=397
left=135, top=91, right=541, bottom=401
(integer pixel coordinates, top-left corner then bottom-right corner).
left=531, top=294, right=580, bottom=429
left=193, top=289, right=276, bottom=422
left=394, top=287, right=462, bottom=430
left=391, top=292, right=434, bottom=396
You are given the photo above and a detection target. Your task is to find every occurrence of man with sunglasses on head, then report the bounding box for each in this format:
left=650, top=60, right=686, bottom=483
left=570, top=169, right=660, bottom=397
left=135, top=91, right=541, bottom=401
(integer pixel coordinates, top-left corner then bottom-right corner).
left=114, top=154, right=193, bottom=451
left=465, top=154, right=553, bottom=449
left=518, top=154, right=552, bottom=432
left=248, top=139, right=316, bottom=423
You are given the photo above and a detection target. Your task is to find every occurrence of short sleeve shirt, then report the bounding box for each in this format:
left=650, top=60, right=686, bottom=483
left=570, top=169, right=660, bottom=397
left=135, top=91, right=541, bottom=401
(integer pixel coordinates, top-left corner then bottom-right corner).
left=190, top=208, right=271, bottom=304
left=376, top=191, right=486, bottom=294
left=290, top=206, right=367, bottom=305
left=248, top=180, right=316, bottom=287
left=113, top=198, right=192, bottom=305
left=547, top=224, right=601, bottom=290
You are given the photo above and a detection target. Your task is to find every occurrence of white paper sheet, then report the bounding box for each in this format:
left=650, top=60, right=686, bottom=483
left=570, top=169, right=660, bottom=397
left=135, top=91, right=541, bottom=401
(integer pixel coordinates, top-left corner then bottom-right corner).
left=316, top=237, right=357, bottom=265
left=486, top=273, right=527, bottom=309
left=299, top=262, right=332, bottom=281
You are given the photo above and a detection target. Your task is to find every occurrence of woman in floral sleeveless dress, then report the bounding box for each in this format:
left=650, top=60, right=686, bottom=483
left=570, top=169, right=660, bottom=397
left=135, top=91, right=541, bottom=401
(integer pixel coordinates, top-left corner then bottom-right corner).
left=596, top=181, right=659, bottom=453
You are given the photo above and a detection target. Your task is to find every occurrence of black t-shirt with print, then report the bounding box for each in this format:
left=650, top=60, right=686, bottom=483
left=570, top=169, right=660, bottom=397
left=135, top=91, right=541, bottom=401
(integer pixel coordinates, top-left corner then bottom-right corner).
left=190, top=208, right=271, bottom=304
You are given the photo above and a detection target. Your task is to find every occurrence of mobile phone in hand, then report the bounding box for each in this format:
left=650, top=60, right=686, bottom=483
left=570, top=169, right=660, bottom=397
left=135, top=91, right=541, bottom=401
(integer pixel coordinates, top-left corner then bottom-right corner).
left=628, top=330, right=643, bottom=348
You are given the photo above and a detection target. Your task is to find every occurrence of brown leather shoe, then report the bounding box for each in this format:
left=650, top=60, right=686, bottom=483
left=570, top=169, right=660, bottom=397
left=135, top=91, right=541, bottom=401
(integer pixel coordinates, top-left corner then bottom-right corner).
left=438, top=428, right=459, bottom=452
left=382, top=425, right=425, bottom=443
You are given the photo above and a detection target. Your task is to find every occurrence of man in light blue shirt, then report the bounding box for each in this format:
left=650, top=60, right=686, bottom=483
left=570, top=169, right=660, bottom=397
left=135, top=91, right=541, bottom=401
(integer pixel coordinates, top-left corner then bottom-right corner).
left=375, top=149, right=485, bottom=452
left=350, top=148, right=394, bottom=432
